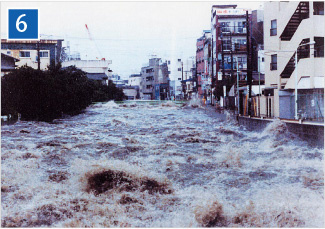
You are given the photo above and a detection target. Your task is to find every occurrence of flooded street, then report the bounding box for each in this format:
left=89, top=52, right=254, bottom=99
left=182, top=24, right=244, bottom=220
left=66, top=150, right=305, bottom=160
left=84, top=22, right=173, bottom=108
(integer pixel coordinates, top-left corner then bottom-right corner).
left=1, top=101, right=324, bottom=227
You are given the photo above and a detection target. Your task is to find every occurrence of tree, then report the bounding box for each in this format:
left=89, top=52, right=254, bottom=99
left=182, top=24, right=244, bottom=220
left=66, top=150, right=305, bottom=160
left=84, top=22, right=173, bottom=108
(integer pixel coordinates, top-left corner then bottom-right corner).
left=1, top=65, right=125, bottom=122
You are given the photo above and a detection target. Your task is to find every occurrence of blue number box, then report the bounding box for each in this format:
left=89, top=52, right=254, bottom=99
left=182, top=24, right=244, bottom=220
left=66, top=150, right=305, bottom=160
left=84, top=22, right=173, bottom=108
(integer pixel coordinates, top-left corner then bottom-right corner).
left=8, top=9, right=39, bottom=40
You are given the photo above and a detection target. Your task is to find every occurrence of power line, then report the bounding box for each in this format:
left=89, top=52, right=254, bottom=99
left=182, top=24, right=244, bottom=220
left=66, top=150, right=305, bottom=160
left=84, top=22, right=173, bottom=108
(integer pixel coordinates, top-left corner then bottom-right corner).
left=40, top=33, right=199, bottom=41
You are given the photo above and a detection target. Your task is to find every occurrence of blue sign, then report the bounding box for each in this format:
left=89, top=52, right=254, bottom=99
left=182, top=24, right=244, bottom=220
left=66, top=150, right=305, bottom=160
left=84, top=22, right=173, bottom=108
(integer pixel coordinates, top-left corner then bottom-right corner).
left=8, top=9, right=38, bottom=40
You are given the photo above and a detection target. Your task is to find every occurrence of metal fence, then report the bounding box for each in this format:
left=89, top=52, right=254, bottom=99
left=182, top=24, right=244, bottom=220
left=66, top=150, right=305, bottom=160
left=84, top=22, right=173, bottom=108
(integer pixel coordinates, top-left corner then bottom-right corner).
left=298, top=93, right=324, bottom=121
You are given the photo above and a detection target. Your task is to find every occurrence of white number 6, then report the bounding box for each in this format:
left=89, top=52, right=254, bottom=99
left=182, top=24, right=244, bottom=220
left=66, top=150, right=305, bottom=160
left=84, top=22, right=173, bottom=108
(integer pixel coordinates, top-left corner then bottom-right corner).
left=16, top=14, right=27, bottom=32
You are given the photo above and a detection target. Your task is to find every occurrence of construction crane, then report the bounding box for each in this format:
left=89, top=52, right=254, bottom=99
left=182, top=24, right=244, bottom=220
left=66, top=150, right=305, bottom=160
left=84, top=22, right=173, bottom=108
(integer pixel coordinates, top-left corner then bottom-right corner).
left=85, top=24, right=105, bottom=60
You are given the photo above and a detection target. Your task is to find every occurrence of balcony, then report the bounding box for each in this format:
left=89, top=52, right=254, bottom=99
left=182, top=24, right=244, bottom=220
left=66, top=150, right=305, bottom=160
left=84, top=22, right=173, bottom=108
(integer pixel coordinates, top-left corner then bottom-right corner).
left=219, top=62, right=247, bottom=70
left=218, top=44, right=247, bottom=53
left=220, top=26, right=247, bottom=35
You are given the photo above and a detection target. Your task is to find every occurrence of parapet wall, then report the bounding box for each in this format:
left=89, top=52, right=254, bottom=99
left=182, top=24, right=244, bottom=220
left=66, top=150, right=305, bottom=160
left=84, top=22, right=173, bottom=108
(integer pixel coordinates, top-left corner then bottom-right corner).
left=238, top=116, right=324, bottom=148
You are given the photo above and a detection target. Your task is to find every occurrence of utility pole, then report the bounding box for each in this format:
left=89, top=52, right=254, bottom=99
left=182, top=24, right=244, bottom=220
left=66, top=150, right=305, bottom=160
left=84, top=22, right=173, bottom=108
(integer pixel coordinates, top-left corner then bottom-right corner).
left=211, top=36, right=214, bottom=106
left=230, top=31, right=234, bottom=88
left=230, top=31, right=234, bottom=110
left=181, top=61, right=185, bottom=100
left=221, top=33, right=225, bottom=108
left=237, top=61, right=240, bottom=115
left=258, top=56, right=261, bottom=117
left=37, top=41, right=40, bottom=70
left=246, top=11, right=252, bottom=116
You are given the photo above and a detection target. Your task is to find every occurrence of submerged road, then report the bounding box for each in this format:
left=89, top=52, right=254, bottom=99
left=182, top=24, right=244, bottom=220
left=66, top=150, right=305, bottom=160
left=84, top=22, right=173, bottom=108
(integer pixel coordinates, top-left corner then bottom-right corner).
left=1, top=101, right=324, bottom=227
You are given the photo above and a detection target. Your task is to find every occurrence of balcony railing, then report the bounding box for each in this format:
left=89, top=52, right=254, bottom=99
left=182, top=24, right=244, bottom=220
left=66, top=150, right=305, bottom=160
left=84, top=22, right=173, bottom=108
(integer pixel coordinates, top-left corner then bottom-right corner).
left=218, top=61, right=247, bottom=70
left=218, top=44, right=247, bottom=52
left=220, top=26, right=247, bottom=35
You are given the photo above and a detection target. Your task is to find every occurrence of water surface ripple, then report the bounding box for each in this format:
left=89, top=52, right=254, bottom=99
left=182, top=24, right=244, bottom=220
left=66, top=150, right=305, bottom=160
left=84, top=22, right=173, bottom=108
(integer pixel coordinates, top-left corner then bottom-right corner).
left=1, top=101, right=324, bottom=227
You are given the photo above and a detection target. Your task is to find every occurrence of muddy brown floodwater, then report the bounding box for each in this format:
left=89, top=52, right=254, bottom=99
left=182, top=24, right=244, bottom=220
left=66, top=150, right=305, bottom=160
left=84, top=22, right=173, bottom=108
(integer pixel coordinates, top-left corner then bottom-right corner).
left=1, top=101, right=324, bottom=227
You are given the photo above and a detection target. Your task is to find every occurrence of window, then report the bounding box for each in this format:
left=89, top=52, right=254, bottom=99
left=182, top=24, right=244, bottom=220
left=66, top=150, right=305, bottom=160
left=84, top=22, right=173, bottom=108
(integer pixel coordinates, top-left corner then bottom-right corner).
left=168, top=71, right=171, bottom=74
left=39, top=51, right=49, bottom=58
left=234, top=39, right=246, bottom=51
left=146, top=76, right=153, bottom=81
left=237, top=21, right=245, bottom=33
left=168, top=60, right=171, bottom=64
left=178, top=59, right=181, bottom=62
left=314, top=2, right=324, bottom=15
left=7, top=51, right=11, bottom=55
left=270, top=19, right=277, bottom=36
left=223, top=39, right=232, bottom=51
left=262, top=57, right=265, bottom=62
left=314, top=37, right=324, bottom=57
left=19, top=51, right=30, bottom=57
left=178, top=68, right=182, bottom=71
left=178, top=78, right=181, bottom=80
left=220, top=22, right=230, bottom=33
left=270, top=54, right=277, bottom=70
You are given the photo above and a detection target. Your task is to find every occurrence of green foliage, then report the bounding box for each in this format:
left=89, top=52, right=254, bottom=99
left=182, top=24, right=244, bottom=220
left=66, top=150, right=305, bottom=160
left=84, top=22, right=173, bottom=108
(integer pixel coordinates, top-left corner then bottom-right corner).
left=1, top=65, right=125, bottom=122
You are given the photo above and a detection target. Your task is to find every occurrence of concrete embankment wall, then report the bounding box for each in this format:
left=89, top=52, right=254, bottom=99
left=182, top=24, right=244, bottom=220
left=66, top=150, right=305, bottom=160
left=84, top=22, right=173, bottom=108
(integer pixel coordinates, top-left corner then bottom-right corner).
left=238, top=116, right=324, bottom=148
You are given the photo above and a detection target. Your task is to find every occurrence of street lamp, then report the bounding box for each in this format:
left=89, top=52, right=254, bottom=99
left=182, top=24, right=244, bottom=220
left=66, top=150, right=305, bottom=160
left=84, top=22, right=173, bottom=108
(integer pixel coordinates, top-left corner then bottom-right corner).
left=294, top=41, right=315, bottom=119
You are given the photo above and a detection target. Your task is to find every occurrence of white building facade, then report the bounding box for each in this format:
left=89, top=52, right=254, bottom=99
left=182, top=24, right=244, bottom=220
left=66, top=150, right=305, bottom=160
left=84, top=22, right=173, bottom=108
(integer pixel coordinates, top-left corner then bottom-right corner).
left=62, top=59, right=112, bottom=85
left=264, top=1, right=324, bottom=120
left=167, top=58, right=183, bottom=100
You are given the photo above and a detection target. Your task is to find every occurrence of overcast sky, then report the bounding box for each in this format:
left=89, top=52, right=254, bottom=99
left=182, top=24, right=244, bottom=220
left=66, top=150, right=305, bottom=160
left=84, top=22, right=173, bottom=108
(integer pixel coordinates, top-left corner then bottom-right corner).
left=1, top=1, right=263, bottom=79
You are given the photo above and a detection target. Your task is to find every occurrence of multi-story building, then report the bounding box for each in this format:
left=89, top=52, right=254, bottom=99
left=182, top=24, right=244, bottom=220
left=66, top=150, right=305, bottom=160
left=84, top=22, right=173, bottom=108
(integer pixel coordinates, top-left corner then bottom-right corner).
left=109, top=74, right=125, bottom=87
left=182, top=57, right=197, bottom=99
left=1, top=53, right=19, bottom=77
left=211, top=5, right=250, bottom=108
left=140, top=58, right=169, bottom=100
left=62, top=59, right=112, bottom=85
left=196, top=30, right=212, bottom=100
left=263, top=1, right=324, bottom=121
left=123, top=74, right=142, bottom=100
left=1, top=39, right=63, bottom=70
left=166, top=58, right=183, bottom=100
left=128, top=74, right=142, bottom=87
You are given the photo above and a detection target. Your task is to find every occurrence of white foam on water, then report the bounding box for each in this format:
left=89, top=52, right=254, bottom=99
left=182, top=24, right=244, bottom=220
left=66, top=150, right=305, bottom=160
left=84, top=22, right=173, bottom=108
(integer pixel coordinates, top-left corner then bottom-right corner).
left=186, top=97, right=204, bottom=108
left=1, top=102, right=323, bottom=227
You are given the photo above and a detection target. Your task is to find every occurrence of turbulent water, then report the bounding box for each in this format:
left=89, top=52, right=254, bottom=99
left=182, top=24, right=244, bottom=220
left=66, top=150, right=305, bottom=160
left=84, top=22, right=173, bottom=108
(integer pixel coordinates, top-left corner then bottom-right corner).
left=1, top=101, right=324, bottom=227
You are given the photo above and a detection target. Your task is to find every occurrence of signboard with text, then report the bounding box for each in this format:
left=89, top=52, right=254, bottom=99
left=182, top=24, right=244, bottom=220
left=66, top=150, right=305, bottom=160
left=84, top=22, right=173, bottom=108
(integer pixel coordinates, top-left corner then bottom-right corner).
left=214, top=8, right=250, bottom=15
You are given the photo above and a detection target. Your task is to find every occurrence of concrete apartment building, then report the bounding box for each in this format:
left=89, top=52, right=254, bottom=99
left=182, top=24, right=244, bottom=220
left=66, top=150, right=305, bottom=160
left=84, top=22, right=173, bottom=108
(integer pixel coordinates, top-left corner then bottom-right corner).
left=196, top=30, right=212, bottom=100
left=166, top=58, right=183, bottom=100
left=62, top=59, right=112, bottom=85
left=181, top=57, right=196, bottom=99
left=140, top=58, right=169, bottom=100
left=1, top=39, right=63, bottom=70
left=128, top=74, right=142, bottom=87
left=264, top=1, right=324, bottom=121
left=211, top=5, right=250, bottom=108
left=123, top=74, right=142, bottom=100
